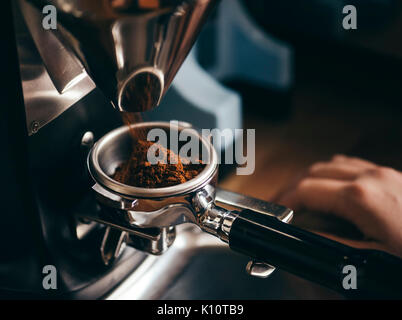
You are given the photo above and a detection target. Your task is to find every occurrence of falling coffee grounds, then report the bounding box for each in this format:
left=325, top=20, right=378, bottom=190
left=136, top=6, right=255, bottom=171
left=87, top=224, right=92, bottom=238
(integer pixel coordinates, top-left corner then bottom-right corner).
left=113, top=139, right=205, bottom=188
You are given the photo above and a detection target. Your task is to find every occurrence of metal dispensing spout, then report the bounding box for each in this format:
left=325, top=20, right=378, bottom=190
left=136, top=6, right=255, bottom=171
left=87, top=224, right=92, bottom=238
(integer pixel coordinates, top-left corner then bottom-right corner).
left=21, top=0, right=219, bottom=112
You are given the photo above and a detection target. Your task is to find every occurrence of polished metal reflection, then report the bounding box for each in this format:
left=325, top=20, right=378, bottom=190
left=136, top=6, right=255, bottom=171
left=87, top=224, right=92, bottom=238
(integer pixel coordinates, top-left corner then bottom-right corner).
left=16, top=0, right=96, bottom=135
left=88, top=121, right=218, bottom=199
left=100, top=226, right=128, bottom=266
left=24, top=0, right=219, bottom=112
left=246, top=260, right=276, bottom=278
left=83, top=121, right=293, bottom=256
left=106, top=225, right=341, bottom=300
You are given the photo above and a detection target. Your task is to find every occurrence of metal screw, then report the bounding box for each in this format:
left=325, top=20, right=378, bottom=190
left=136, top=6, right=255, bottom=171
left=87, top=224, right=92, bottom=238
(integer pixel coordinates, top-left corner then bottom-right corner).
left=81, top=131, right=94, bottom=149
left=30, top=121, right=40, bottom=134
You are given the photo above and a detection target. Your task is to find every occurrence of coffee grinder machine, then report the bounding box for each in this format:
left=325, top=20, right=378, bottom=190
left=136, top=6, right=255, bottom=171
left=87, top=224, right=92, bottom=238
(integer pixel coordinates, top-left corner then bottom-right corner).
left=3, top=0, right=402, bottom=299
left=5, top=0, right=219, bottom=298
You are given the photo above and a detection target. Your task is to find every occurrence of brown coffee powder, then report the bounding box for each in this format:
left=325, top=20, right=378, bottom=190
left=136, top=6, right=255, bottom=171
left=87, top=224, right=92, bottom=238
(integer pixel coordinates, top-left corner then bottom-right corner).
left=113, top=139, right=205, bottom=188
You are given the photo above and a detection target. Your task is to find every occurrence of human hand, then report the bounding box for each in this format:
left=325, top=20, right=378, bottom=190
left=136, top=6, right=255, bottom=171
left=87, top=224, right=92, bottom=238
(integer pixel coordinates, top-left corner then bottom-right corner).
left=276, top=155, right=402, bottom=257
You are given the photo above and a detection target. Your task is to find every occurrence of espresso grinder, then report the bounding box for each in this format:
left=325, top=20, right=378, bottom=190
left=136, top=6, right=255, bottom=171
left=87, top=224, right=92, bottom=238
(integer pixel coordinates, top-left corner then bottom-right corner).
left=4, top=0, right=402, bottom=299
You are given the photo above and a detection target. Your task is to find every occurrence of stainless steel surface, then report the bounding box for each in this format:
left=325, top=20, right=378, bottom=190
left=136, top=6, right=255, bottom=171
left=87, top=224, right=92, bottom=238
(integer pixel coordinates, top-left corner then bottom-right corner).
left=106, top=225, right=342, bottom=299
left=88, top=121, right=218, bottom=198
left=90, top=183, right=198, bottom=228
left=83, top=121, right=293, bottom=264
left=246, top=261, right=276, bottom=279
left=83, top=121, right=341, bottom=298
left=15, top=1, right=96, bottom=135
left=127, top=226, right=176, bottom=255
left=84, top=122, right=221, bottom=254
left=192, top=188, right=238, bottom=242
left=215, top=189, right=294, bottom=223
left=19, top=0, right=91, bottom=94
left=81, top=204, right=180, bottom=253
left=81, top=131, right=95, bottom=149
left=100, top=226, right=128, bottom=266
left=24, top=0, right=219, bottom=112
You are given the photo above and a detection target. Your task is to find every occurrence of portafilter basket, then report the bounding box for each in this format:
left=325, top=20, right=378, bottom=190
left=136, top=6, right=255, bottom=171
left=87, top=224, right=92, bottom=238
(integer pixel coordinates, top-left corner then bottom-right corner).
left=88, top=121, right=218, bottom=199
left=85, top=121, right=402, bottom=299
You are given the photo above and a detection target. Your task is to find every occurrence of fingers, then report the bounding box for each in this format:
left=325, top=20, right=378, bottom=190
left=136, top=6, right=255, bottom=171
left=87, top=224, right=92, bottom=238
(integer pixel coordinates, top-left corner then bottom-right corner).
left=308, top=159, right=374, bottom=181
left=277, top=155, right=402, bottom=257
left=278, top=155, right=378, bottom=202
left=274, top=155, right=373, bottom=202
left=278, top=178, right=349, bottom=214
left=277, top=155, right=386, bottom=236
left=277, top=155, right=381, bottom=221
left=330, top=154, right=377, bottom=169
left=277, top=178, right=376, bottom=246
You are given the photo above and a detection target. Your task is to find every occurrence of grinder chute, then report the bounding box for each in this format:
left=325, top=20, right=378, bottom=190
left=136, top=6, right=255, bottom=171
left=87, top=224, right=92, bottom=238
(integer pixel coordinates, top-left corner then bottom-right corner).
left=23, top=0, right=219, bottom=112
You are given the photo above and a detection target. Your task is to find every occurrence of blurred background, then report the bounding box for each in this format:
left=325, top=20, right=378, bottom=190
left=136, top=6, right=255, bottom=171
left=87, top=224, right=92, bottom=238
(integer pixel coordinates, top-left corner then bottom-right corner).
left=148, top=0, right=402, bottom=284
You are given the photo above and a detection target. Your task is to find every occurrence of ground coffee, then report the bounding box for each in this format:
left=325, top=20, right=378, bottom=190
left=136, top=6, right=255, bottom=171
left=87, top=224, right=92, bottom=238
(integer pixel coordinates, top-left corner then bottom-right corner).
left=113, top=139, right=205, bottom=188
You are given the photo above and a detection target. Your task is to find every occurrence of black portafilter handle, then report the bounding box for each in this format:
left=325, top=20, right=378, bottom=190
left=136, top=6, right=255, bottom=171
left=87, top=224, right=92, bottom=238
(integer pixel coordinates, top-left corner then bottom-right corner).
left=228, top=209, right=402, bottom=299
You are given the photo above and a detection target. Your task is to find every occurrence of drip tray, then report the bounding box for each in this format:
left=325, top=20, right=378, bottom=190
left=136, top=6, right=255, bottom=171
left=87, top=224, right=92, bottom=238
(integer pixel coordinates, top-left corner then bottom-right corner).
left=106, top=225, right=343, bottom=300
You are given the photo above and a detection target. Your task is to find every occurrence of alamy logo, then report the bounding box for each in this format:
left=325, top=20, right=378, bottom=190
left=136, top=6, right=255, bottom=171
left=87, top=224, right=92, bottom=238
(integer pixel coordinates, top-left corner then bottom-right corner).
left=343, top=5, right=357, bottom=30
left=146, top=121, right=255, bottom=175
left=42, top=5, right=57, bottom=30
left=42, top=265, right=57, bottom=290
left=342, top=265, right=357, bottom=290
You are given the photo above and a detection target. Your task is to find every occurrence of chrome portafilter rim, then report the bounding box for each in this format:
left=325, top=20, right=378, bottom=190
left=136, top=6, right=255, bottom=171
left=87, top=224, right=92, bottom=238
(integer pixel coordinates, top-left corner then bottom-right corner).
left=87, top=121, right=218, bottom=199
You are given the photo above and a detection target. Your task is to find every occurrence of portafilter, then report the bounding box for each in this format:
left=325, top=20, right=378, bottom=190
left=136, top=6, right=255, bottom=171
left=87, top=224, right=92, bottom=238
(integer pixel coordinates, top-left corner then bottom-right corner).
left=84, top=121, right=402, bottom=299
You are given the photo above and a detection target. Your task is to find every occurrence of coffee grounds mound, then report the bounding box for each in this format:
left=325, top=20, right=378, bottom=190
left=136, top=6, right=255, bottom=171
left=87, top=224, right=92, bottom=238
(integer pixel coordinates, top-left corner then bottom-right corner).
left=113, top=140, right=205, bottom=188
